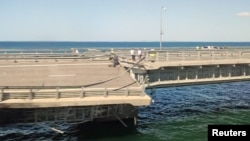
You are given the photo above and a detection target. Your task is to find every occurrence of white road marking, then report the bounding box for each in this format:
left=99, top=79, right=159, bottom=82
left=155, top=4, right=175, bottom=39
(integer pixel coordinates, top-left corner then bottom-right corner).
left=48, top=74, right=76, bottom=77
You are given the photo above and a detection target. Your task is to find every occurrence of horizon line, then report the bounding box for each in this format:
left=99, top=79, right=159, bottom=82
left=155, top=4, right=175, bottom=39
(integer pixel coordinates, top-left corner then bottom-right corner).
left=0, top=41, right=250, bottom=42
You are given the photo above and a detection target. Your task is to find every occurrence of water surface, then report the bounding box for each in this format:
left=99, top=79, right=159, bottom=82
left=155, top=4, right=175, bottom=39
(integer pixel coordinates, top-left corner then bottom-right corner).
left=1, top=81, right=250, bottom=141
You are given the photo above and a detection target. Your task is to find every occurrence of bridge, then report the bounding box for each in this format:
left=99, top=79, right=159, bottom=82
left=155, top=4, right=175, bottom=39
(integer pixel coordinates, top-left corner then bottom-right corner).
left=0, top=48, right=250, bottom=126
left=119, top=49, right=250, bottom=88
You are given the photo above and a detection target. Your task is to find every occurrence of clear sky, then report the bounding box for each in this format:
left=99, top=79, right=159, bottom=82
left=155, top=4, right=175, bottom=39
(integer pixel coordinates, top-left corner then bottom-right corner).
left=0, top=0, right=249, bottom=42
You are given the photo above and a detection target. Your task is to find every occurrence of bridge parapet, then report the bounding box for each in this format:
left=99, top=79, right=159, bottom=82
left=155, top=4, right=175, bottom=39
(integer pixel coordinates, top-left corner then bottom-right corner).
left=0, top=87, right=145, bottom=102
left=145, top=50, right=250, bottom=62
left=0, top=48, right=111, bottom=62
left=1, top=48, right=250, bottom=62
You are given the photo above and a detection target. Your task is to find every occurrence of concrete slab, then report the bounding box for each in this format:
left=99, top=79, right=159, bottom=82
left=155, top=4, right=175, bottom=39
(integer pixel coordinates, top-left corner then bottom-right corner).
left=0, top=60, right=152, bottom=108
left=0, top=95, right=152, bottom=108
left=0, top=60, right=139, bottom=88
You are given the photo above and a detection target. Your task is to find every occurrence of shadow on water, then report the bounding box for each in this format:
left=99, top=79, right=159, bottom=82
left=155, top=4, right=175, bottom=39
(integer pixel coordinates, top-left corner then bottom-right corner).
left=0, top=119, right=139, bottom=141
left=73, top=119, right=138, bottom=140
left=54, top=120, right=139, bottom=141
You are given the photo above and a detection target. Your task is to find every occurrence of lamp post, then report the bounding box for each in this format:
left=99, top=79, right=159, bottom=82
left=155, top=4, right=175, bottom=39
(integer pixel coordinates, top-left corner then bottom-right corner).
left=160, top=6, right=166, bottom=50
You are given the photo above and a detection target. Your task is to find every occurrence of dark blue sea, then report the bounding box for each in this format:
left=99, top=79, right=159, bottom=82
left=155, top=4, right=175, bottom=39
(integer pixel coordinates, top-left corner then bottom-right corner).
left=0, top=41, right=250, bottom=49
left=0, top=42, right=250, bottom=141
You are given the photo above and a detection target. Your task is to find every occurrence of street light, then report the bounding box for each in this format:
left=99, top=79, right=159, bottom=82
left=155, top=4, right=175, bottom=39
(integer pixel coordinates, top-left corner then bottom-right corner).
left=160, top=6, right=166, bottom=50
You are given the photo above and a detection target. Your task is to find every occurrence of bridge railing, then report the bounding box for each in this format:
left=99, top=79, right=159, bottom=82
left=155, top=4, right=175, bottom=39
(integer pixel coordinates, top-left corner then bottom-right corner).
left=2, top=48, right=250, bottom=62
left=0, top=87, right=145, bottom=101
left=145, top=50, right=250, bottom=62
left=0, top=49, right=111, bottom=61
left=0, top=48, right=111, bottom=55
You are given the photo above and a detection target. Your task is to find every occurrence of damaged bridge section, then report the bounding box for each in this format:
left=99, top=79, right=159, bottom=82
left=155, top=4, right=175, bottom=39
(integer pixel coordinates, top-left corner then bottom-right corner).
left=0, top=51, right=151, bottom=127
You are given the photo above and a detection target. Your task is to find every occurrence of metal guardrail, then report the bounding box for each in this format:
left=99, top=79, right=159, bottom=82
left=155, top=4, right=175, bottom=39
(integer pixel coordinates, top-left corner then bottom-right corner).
left=0, top=48, right=95, bottom=54
left=147, top=76, right=250, bottom=88
left=145, top=50, right=250, bottom=62
left=0, top=48, right=112, bottom=55
left=0, top=54, right=112, bottom=62
left=0, top=87, right=144, bottom=101
left=0, top=48, right=111, bottom=60
left=0, top=53, right=110, bottom=60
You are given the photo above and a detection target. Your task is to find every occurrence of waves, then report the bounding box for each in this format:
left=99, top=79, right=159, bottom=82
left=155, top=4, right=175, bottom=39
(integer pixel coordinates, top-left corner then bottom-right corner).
left=136, top=81, right=250, bottom=141
left=140, top=82, right=250, bottom=121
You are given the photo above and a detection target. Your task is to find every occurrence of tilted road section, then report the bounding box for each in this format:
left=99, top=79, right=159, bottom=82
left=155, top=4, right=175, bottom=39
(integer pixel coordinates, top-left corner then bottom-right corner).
left=0, top=60, right=151, bottom=108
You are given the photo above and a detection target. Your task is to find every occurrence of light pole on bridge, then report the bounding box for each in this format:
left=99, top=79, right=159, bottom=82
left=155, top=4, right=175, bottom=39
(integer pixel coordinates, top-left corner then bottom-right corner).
left=160, top=6, right=166, bottom=50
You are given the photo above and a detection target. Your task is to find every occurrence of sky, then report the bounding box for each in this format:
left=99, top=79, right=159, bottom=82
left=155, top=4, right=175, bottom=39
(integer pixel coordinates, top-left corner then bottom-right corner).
left=0, top=0, right=249, bottom=42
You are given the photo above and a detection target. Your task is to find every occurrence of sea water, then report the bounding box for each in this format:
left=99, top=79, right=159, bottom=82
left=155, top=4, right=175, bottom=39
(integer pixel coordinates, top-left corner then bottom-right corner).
left=1, top=41, right=250, bottom=49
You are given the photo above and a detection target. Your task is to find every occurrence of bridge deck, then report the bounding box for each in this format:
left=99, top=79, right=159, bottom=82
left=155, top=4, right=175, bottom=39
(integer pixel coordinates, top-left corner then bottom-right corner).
left=0, top=60, right=151, bottom=108
left=0, top=60, right=136, bottom=87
